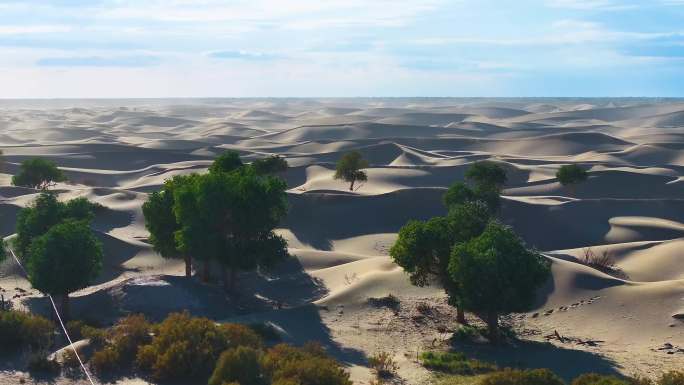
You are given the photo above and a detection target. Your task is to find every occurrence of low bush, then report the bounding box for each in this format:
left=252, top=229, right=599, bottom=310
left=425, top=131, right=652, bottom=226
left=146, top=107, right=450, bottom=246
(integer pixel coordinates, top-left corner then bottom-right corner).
left=262, top=343, right=352, bottom=385
left=208, top=346, right=263, bottom=385
left=82, top=325, right=107, bottom=347
left=572, top=373, right=630, bottom=385
left=420, top=351, right=496, bottom=375
left=135, top=312, right=262, bottom=381
left=368, top=294, right=400, bottom=311
left=26, top=351, right=60, bottom=374
left=368, top=351, right=399, bottom=378
left=0, top=310, right=54, bottom=351
left=452, top=325, right=481, bottom=342
left=482, top=368, right=565, bottom=385
left=90, top=347, right=120, bottom=374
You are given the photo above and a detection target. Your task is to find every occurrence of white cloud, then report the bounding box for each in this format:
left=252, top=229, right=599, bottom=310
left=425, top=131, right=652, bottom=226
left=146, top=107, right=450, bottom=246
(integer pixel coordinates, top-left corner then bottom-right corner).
left=546, top=0, right=639, bottom=10
left=0, top=25, right=72, bottom=35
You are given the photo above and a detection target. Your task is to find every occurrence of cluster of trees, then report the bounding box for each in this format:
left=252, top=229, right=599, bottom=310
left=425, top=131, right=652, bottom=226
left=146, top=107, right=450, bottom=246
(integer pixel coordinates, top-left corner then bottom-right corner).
left=12, top=158, right=67, bottom=190
left=143, top=152, right=290, bottom=292
left=391, top=161, right=551, bottom=339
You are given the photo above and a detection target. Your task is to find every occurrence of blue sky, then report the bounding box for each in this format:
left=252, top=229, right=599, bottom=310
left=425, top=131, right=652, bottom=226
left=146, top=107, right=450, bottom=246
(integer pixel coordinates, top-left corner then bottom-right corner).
left=0, top=0, right=683, bottom=97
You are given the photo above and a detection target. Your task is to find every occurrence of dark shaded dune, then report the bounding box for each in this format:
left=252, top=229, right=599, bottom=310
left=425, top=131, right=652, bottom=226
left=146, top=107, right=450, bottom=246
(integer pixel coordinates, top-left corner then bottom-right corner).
left=456, top=106, right=531, bottom=119
left=501, top=199, right=684, bottom=250
left=377, top=112, right=471, bottom=126
left=261, top=122, right=469, bottom=142
left=613, top=144, right=684, bottom=166
left=506, top=170, right=682, bottom=199
left=0, top=203, right=21, bottom=237
left=288, top=142, right=408, bottom=166
left=5, top=148, right=211, bottom=171
left=92, top=232, right=148, bottom=285
left=282, top=188, right=447, bottom=250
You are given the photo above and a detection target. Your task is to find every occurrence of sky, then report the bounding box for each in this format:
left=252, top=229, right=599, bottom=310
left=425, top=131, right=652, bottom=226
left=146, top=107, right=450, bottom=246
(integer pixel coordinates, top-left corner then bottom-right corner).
left=0, top=0, right=683, bottom=98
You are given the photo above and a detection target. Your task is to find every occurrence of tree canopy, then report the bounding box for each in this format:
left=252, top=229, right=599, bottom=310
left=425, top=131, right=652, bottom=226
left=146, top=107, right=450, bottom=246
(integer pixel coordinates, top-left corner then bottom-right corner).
left=12, top=158, right=67, bottom=190
left=465, top=161, right=508, bottom=190
left=334, top=151, right=369, bottom=191
left=448, top=221, right=550, bottom=339
left=556, top=164, right=588, bottom=187
left=390, top=202, right=490, bottom=322
left=142, top=175, right=194, bottom=277
left=209, top=151, right=244, bottom=174
left=14, top=192, right=97, bottom=259
left=252, top=155, right=288, bottom=176
left=27, top=219, right=103, bottom=318
left=173, top=168, right=289, bottom=291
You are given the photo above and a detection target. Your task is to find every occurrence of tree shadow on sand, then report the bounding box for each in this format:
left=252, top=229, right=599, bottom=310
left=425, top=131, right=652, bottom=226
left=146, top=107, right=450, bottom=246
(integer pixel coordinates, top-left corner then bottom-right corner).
left=451, top=339, right=622, bottom=381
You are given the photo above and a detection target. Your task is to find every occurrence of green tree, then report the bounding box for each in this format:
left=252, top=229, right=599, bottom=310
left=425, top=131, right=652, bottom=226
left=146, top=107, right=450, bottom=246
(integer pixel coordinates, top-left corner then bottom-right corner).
left=27, top=220, right=103, bottom=319
left=174, top=168, right=289, bottom=291
left=465, top=161, right=507, bottom=190
left=209, top=151, right=244, bottom=174
left=391, top=202, right=490, bottom=324
left=334, top=151, right=368, bottom=191
left=142, top=175, right=194, bottom=278
left=556, top=164, right=588, bottom=194
left=14, top=192, right=96, bottom=259
left=252, top=155, right=288, bottom=176
left=12, top=158, right=67, bottom=190
left=449, top=222, right=550, bottom=340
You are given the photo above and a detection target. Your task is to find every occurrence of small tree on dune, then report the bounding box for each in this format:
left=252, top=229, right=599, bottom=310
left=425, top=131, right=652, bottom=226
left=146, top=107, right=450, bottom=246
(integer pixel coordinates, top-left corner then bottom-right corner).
left=465, top=161, right=508, bottom=191
left=334, top=151, right=369, bottom=191
left=391, top=202, right=490, bottom=324
left=14, top=192, right=97, bottom=259
left=209, top=151, right=244, bottom=174
left=143, top=175, right=194, bottom=278
left=27, top=219, right=103, bottom=319
left=12, top=158, right=67, bottom=190
left=252, top=155, right=288, bottom=176
left=449, top=221, right=550, bottom=341
left=556, top=164, right=588, bottom=195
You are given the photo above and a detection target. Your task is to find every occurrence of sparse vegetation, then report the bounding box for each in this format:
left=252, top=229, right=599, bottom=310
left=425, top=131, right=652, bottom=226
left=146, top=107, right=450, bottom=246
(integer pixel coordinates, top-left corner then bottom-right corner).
left=368, top=294, right=401, bottom=311
left=581, top=247, right=617, bottom=273
left=12, top=158, right=67, bottom=190
left=334, top=150, right=369, bottom=191
left=252, top=155, right=288, bottom=175
left=481, top=368, right=565, bottom=385
left=420, top=351, right=496, bottom=375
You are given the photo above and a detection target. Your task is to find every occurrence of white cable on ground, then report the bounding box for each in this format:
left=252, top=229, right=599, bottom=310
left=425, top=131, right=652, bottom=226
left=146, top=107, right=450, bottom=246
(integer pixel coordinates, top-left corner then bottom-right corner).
left=8, top=247, right=97, bottom=385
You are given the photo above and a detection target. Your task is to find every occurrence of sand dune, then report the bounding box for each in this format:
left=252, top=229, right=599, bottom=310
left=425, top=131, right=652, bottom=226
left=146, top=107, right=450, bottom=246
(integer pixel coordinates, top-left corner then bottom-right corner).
left=1, top=98, right=683, bottom=384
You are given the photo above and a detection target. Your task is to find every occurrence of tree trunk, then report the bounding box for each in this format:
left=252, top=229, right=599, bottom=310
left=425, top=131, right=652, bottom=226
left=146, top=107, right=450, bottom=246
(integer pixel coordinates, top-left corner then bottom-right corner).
left=457, top=307, right=466, bottom=324
left=184, top=255, right=192, bottom=278
left=60, top=294, right=70, bottom=321
left=349, top=179, right=355, bottom=191
left=201, top=260, right=210, bottom=283
left=486, top=311, right=499, bottom=342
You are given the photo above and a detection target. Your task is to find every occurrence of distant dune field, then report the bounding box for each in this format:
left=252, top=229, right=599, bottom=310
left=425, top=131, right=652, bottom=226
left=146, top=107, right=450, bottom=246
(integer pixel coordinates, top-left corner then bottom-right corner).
left=1, top=98, right=683, bottom=384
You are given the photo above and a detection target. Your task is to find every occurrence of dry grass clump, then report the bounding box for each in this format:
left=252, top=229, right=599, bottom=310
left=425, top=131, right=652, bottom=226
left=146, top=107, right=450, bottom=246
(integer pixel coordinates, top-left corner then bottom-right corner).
left=368, top=351, right=399, bottom=379
left=0, top=309, right=54, bottom=351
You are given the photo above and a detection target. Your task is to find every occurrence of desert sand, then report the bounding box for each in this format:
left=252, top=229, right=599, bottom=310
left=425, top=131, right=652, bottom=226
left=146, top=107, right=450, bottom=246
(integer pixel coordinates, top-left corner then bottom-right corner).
left=1, top=98, right=683, bottom=384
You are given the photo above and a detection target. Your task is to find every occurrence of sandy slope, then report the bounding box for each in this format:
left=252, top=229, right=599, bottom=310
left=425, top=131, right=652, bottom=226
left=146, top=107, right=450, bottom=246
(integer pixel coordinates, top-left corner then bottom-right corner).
left=1, top=98, right=683, bottom=385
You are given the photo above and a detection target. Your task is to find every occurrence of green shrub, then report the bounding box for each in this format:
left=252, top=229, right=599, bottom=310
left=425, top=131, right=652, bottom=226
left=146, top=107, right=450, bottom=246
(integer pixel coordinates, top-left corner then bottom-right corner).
left=482, top=368, right=565, bottom=385
left=452, top=325, right=481, bottom=342
left=420, top=351, right=496, bottom=375
left=209, top=346, right=263, bottom=385
left=572, top=374, right=629, bottom=385
left=82, top=325, right=107, bottom=347
left=66, top=320, right=86, bottom=341
left=0, top=310, right=54, bottom=351
left=262, top=343, right=352, bottom=385
left=135, top=312, right=262, bottom=381
left=109, top=314, right=152, bottom=365
left=91, top=347, right=120, bottom=374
